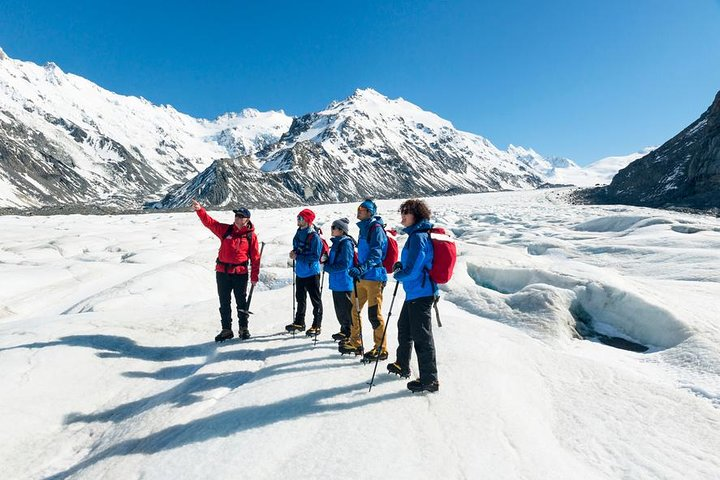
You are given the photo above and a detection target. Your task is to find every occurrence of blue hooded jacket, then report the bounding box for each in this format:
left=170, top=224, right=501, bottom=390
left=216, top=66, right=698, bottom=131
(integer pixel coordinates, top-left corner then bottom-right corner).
left=393, top=219, right=437, bottom=300
left=356, top=216, right=388, bottom=282
left=324, top=235, right=354, bottom=291
left=293, top=226, right=322, bottom=278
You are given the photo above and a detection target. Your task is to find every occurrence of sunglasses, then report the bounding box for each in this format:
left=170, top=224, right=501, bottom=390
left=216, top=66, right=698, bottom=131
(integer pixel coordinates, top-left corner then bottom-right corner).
left=235, top=214, right=247, bottom=218
left=400, top=209, right=412, bottom=215
left=297, top=215, right=303, bottom=221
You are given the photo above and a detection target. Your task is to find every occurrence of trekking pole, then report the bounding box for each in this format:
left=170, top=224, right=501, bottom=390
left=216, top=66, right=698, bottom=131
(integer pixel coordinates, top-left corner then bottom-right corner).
left=291, top=259, right=296, bottom=335
left=239, top=242, right=265, bottom=316
left=368, top=281, right=400, bottom=392
left=433, top=297, right=442, bottom=328
left=353, top=278, right=364, bottom=354
left=311, top=271, right=322, bottom=346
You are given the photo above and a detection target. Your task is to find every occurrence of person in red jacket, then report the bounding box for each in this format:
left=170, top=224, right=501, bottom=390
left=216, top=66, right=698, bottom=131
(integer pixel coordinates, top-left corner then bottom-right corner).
left=192, top=199, right=261, bottom=342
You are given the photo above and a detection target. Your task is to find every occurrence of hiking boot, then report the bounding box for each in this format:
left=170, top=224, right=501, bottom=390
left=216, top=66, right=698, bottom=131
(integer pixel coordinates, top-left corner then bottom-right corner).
left=407, top=379, right=440, bottom=393
left=306, top=326, right=321, bottom=337
left=338, top=342, right=363, bottom=356
left=331, top=332, right=347, bottom=342
left=362, top=347, right=388, bottom=362
left=285, top=322, right=306, bottom=333
left=238, top=328, right=251, bottom=340
left=214, top=329, right=234, bottom=342
left=387, top=362, right=410, bottom=378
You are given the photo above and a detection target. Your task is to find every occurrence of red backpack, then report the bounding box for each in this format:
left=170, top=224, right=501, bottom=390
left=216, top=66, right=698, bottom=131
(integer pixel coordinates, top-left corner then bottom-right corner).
left=424, top=227, right=456, bottom=284
left=369, top=223, right=399, bottom=273
left=308, top=226, right=331, bottom=264
left=348, top=235, right=360, bottom=267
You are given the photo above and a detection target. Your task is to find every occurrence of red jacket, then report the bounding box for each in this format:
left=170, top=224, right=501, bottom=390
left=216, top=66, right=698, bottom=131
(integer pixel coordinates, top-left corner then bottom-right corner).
left=196, top=208, right=261, bottom=282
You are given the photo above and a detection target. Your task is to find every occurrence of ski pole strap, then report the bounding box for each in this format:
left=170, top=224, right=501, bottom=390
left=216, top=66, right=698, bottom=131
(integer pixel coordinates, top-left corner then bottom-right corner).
left=433, top=296, right=442, bottom=327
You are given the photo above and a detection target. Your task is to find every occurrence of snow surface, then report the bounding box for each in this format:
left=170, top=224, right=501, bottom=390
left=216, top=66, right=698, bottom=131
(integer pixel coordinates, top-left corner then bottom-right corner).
left=1, top=190, right=720, bottom=479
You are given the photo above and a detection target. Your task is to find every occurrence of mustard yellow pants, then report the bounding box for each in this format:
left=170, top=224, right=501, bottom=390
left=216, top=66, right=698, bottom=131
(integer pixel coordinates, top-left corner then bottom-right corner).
left=347, top=279, right=386, bottom=352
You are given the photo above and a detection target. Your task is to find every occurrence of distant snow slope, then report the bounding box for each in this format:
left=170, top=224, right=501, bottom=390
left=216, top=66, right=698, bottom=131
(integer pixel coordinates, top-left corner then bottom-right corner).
left=1, top=190, right=719, bottom=479
left=510, top=145, right=656, bottom=187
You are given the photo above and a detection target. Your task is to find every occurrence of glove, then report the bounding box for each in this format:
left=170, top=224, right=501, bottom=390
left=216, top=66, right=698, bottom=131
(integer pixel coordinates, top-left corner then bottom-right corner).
left=348, top=267, right=362, bottom=279
left=392, top=261, right=403, bottom=273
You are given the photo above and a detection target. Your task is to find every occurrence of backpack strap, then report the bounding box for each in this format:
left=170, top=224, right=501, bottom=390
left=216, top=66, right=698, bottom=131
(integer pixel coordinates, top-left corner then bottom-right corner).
left=366, top=221, right=387, bottom=241
left=301, top=228, right=322, bottom=259
left=304, top=229, right=317, bottom=250
left=219, top=225, right=253, bottom=273
left=409, top=227, right=433, bottom=289
left=224, top=225, right=254, bottom=244
left=345, top=234, right=358, bottom=247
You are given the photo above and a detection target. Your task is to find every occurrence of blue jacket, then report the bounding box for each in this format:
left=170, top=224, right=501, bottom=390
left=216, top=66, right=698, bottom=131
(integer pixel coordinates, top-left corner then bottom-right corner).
left=356, top=217, right=388, bottom=282
left=324, top=235, right=354, bottom=291
left=394, top=220, right=437, bottom=300
left=293, top=226, right=322, bottom=278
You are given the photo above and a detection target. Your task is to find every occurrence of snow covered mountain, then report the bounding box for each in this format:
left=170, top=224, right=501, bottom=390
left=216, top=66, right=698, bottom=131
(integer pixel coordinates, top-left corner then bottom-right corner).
left=508, top=145, right=579, bottom=176
left=582, top=90, right=720, bottom=210
left=0, top=47, right=292, bottom=209
left=510, top=145, right=656, bottom=187
left=577, top=148, right=656, bottom=185
left=2, top=48, right=651, bottom=212
left=156, top=88, right=544, bottom=209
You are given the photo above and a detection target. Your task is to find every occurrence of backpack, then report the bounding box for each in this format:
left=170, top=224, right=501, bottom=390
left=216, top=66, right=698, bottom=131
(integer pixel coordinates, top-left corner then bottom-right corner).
left=307, top=226, right=331, bottom=264
left=368, top=223, right=399, bottom=273
left=423, top=227, right=456, bottom=284
left=224, top=225, right=252, bottom=243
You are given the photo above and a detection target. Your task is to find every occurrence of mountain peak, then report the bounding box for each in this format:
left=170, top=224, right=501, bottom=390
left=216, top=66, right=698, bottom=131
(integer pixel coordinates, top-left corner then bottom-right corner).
left=43, top=61, right=64, bottom=85
left=710, top=90, right=720, bottom=118
left=325, top=88, right=391, bottom=111
left=350, top=87, right=387, bottom=100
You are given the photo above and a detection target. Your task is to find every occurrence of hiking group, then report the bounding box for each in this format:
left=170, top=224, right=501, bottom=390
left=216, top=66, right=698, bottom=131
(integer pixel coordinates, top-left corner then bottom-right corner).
left=191, top=198, right=455, bottom=394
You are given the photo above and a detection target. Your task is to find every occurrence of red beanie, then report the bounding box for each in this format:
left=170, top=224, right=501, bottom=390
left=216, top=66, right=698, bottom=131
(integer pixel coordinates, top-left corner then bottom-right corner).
left=298, top=208, right=316, bottom=224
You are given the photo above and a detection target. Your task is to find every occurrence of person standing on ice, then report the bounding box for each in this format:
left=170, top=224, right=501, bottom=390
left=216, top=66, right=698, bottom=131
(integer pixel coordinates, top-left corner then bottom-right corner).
left=340, top=199, right=389, bottom=361
left=286, top=208, right=323, bottom=335
left=388, top=198, right=439, bottom=393
left=191, top=199, right=260, bottom=342
left=323, top=217, right=355, bottom=342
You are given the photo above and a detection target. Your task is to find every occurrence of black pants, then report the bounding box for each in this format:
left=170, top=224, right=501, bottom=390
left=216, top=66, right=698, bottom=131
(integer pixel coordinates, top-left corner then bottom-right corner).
left=332, top=290, right=353, bottom=336
left=216, top=272, right=249, bottom=330
left=295, top=274, right=323, bottom=327
left=395, top=296, right=438, bottom=384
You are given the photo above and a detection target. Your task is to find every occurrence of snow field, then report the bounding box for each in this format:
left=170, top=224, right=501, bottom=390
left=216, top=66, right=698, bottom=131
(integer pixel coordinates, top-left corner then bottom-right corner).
left=1, top=189, right=719, bottom=479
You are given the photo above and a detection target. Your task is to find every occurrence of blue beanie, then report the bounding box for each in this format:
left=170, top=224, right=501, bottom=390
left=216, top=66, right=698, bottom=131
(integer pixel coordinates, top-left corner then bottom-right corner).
left=359, top=199, right=377, bottom=215
left=233, top=207, right=251, bottom=218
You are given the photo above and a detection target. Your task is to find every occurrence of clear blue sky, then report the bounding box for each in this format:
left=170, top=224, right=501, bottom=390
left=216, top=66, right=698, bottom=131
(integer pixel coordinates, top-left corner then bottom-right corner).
left=1, top=0, right=719, bottom=165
